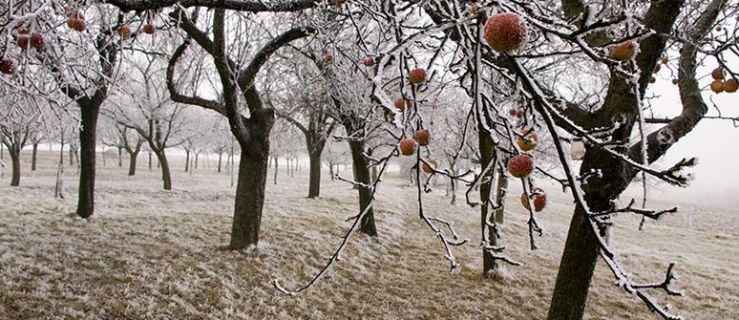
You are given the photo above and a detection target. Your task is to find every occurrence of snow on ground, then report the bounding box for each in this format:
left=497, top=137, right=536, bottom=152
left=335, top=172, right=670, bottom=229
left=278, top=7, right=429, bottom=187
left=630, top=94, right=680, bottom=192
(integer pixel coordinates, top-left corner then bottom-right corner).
left=0, top=151, right=737, bottom=319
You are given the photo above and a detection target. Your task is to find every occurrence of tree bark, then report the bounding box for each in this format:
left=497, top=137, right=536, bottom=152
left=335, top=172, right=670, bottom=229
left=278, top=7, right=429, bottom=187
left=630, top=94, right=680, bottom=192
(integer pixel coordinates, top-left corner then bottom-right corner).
left=218, top=152, right=223, bottom=173
left=155, top=150, right=172, bottom=190
left=31, top=142, right=38, bottom=171
left=117, top=146, right=122, bottom=167
left=128, top=151, right=139, bottom=176
left=348, top=139, right=377, bottom=236
left=329, top=162, right=335, bottom=180
left=307, top=148, right=323, bottom=198
left=478, top=128, right=497, bottom=276
left=184, top=150, right=190, bottom=172
left=76, top=104, right=100, bottom=218
left=229, top=141, right=269, bottom=249
left=8, top=145, right=21, bottom=186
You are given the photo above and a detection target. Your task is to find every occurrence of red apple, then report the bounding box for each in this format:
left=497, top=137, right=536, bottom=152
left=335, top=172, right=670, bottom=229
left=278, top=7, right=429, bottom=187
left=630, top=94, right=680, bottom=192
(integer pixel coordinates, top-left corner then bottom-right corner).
left=17, top=34, right=30, bottom=51
left=711, top=67, right=725, bottom=80
left=516, top=129, right=538, bottom=152
left=394, top=97, right=409, bottom=111
left=30, top=33, right=45, bottom=51
left=649, top=77, right=656, bottom=84
left=413, top=129, right=430, bottom=146
left=324, top=53, right=334, bottom=63
left=508, top=154, right=534, bottom=178
left=521, top=188, right=546, bottom=212
left=422, top=158, right=438, bottom=174
left=398, top=139, right=417, bottom=156
left=710, top=80, right=724, bottom=93
left=0, top=59, right=15, bottom=75
left=653, top=64, right=661, bottom=73
left=143, top=24, right=156, bottom=35
left=118, top=26, right=132, bottom=39
left=484, top=13, right=527, bottom=52
left=671, top=78, right=679, bottom=85
left=362, top=57, right=374, bottom=67
left=67, top=17, right=86, bottom=31
left=723, top=78, right=738, bottom=93
left=408, top=68, right=426, bottom=84
left=608, top=41, right=637, bottom=61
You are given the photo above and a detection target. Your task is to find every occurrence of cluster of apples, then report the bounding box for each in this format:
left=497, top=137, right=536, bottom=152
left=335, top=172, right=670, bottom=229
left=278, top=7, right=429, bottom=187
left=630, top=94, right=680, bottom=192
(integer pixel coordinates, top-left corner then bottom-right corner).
left=709, top=68, right=738, bottom=93
left=397, top=129, right=435, bottom=172
left=508, top=128, right=547, bottom=212
left=17, top=30, right=45, bottom=52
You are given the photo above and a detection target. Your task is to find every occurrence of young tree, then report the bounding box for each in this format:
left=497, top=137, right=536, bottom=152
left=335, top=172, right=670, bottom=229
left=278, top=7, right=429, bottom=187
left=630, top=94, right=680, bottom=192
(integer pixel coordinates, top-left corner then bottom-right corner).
left=0, top=100, right=33, bottom=186
left=165, top=8, right=315, bottom=249
left=268, top=58, right=337, bottom=197
left=111, top=52, right=190, bottom=190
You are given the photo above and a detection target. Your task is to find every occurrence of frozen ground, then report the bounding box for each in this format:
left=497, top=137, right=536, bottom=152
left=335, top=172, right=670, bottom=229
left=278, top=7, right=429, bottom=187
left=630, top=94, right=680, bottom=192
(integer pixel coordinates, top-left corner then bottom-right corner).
left=0, top=151, right=737, bottom=319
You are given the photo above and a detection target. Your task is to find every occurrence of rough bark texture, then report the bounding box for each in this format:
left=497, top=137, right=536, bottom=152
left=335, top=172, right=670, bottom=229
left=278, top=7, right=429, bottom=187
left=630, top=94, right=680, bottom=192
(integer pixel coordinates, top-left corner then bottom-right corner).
left=348, top=139, right=377, bottom=237
left=31, top=143, right=38, bottom=171
left=76, top=104, right=100, bottom=219
left=229, top=111, right=272, bottom=249
left=8, top=146, right=20, bottom=186
left=546, top=1, right=687, bottom=318
left=155, top=151, right=172, bottom=190
left=478, top=126, right=497, bottom=276
left=307, top=149, right=322, bottom=198
left=128, top=151, right=139, bottom=176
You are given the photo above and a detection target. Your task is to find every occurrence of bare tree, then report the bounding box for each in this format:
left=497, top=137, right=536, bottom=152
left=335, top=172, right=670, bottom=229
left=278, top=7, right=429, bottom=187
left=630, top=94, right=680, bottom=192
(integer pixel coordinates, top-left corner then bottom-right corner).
left=165, top=8, right=315, bottom=249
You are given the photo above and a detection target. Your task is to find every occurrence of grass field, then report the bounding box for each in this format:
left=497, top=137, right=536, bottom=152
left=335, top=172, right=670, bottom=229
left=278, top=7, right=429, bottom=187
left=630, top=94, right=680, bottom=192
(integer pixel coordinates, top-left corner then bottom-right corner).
left=0, top=150, right=737, bottom=319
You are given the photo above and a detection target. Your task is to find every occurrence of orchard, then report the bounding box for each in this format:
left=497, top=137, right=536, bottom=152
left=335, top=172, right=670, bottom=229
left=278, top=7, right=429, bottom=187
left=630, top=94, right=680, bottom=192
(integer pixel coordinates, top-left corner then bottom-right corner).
left=0, top=1, right=738, bottom=319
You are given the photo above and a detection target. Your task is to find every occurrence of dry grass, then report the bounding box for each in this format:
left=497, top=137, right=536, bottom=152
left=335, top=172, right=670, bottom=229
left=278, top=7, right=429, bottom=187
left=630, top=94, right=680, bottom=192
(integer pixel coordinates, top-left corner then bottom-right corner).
left=0, top=151, right=737, bottom=319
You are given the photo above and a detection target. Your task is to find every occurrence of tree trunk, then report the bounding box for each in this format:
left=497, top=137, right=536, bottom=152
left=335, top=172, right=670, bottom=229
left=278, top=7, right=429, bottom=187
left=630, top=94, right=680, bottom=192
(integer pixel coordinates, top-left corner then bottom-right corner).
left=148, top=151, right=152, bottom=170
left=307, top=148, right=323, bottom=198
left=348, top=140, right=377, bottom=236
left=329, top=161, right=335, bottom=180
left=76, top=105, right=100, bottom=218
left=155, top=150, right=172, bottom=190
left=229, top=140, right=270, bottom=250
left=273, top=155, right=278, bottom=185
left=184, top=150, right=190, bottom=172
left=117, top=146, right=122, bottom=167
left=478, top=128, right=498, bottom=276
left=8, top=145, right=20, bottom=186
left=547, top=205, right=600, bottom=320
left=218, top=152, right=223, bottom=173
left=493, top=167, right=508, bottom=224
left=31, top=142, right=38, bottom=171
left=195, top=152, right=199, bottom=169
left=128, top=151, right=139, bottom=176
